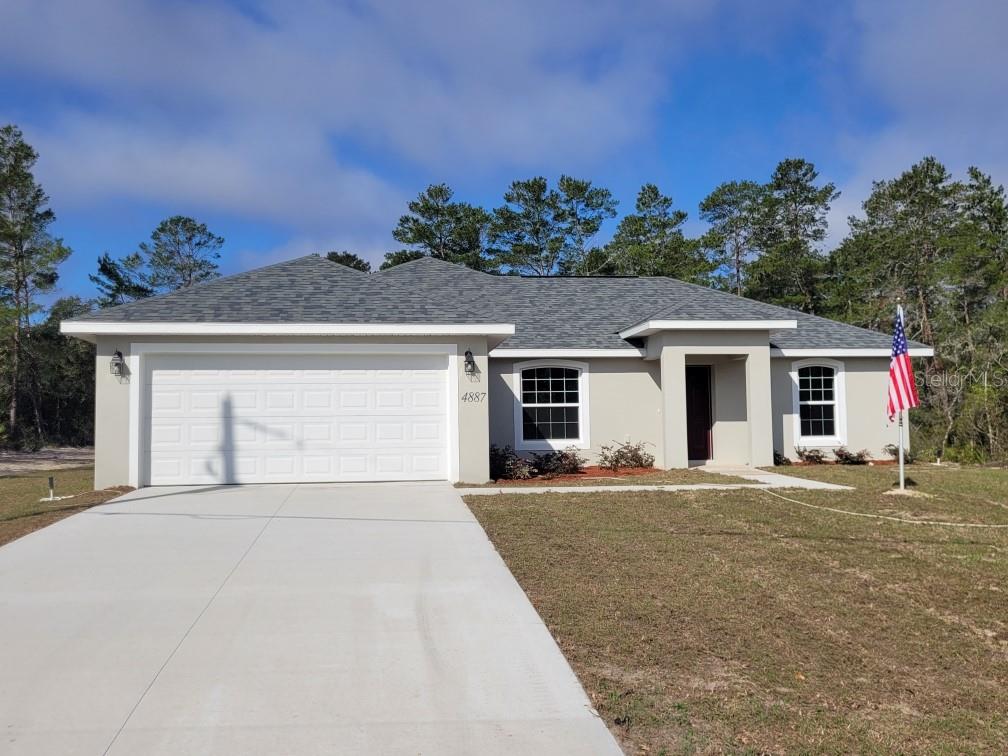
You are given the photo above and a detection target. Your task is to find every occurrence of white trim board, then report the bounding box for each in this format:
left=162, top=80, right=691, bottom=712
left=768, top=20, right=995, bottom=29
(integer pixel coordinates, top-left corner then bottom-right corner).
left=62, top=321, right=515, bottom=337
left=772, top=347, right=934, bottom=358
left=490, top=348, right=645, bottom=358
left=125, top=341, right=461, bottom=487
left=619, top=319, right=797, bottom=339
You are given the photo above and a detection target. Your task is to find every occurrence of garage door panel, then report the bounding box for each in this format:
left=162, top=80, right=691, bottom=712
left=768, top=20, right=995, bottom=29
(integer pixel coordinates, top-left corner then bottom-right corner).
left=338, top=390, right=369, bottom=409
left=188, top=423, right=220, bottom=444
left=412, top=422, right=441, bottom=442
left=151, top=390, right=183, bottom=412
left=339, top=455, right=368, bottom=475
left=144, top=353, right=450, bottom=484
left=150, top=424, right=183, bottom=446
left=337, top=422, right=368, bottom=442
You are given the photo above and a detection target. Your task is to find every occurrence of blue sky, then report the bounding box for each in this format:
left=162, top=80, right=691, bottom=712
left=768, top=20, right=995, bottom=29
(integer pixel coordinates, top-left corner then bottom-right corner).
left=1, top=0, right=1005, bottom=303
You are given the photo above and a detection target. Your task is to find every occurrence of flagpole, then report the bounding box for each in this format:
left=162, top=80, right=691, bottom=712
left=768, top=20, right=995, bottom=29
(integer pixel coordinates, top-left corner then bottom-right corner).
left=898, top=409, right=905, bottom=491
left=895, top=297, right=906, bottom=491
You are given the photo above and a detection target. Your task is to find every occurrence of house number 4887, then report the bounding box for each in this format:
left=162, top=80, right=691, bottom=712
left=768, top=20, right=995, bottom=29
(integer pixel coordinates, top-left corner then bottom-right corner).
left=460, top=392, right=487, bottom=403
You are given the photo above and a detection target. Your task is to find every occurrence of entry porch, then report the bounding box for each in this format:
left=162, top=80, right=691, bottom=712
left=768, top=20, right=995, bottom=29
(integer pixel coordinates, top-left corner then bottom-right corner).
left=647, top=332, right=775, bottom=469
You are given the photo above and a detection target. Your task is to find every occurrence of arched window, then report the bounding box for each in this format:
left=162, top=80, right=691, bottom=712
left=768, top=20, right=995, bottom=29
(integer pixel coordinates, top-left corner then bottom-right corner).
left=798, top=365, right=836, bottom=437
left=791, top=359, right=846, bottom=446
left=513, top=360, right=590, bottom=450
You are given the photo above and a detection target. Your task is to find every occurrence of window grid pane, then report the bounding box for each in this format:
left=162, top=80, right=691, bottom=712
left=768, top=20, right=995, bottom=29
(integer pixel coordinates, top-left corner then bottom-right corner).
left=797, top=365, right=837, bottom=438
left=522, top=406, right=580, bottom=441
left=520, top=367, right=581, bottom=440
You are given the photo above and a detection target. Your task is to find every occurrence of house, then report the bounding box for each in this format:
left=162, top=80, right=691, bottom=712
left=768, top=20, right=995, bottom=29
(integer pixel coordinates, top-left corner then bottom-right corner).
left=61, top=255, right=933, bottom=488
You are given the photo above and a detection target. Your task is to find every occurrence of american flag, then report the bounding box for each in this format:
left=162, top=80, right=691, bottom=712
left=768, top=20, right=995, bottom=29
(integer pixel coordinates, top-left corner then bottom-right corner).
left=887, top=305, right=920, bottom=420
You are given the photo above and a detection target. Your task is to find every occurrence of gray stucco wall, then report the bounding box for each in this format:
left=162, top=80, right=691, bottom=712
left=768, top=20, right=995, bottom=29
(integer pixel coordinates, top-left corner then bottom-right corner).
left=488, top=358, right=664, bottom=465
left=771, top=356, right=899, bottom=460
left=94, top=337, right=131, bottom=490
left=92, top=335, right=490, bottom=488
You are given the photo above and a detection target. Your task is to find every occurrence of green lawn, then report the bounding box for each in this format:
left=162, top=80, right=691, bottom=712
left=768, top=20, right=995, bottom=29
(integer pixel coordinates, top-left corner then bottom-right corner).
left=0, top=466, right=127, bottom=547
left=466, top=464, right=1008, bottom=754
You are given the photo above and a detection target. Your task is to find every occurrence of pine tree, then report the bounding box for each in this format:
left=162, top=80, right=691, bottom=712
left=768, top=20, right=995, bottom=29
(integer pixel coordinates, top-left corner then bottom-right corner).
left=0, top=125, right=71, bottom=444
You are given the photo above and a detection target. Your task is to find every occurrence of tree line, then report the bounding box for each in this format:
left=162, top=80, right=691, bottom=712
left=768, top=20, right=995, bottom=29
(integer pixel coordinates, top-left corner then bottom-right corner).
left=338, top=158, right=840, bottom=312
left=0, top=124, right=228, bottom=448
left=2, top=121, right=1007, bottom=461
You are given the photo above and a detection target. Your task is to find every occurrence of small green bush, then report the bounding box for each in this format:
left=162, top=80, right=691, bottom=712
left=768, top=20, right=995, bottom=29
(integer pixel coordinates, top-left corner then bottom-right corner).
left=489, top=444, right=535, bottom=480
left=795, top=447, right=826, bottom=464
left=833, top=446, right=869, bottom=465
left=531, top=446, right=587, bottom=478
left=882, top=443, right=916, bottom=464
left=598, top=440, right=656, bottom=471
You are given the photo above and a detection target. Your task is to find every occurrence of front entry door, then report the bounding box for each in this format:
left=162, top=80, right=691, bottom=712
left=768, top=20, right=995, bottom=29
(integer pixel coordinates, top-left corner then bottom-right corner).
left=685, top=365, right=713, bottom=461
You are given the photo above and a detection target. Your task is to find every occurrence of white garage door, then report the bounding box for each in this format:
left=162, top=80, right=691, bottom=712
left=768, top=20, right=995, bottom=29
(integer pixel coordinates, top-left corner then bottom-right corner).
left=144, top=353, right=450, bottom=485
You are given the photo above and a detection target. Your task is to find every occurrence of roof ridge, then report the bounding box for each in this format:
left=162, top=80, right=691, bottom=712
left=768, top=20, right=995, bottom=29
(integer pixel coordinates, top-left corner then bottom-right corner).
left=375, top=255, right=501, bottom=278
left=320, top=256, right=371, bottom=275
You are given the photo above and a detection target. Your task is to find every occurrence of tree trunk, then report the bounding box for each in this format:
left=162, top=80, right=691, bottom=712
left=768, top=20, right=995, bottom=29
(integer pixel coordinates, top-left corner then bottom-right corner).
left=7, top=328, right=18, bottom=437
left=734, top=242, right=742, bottom=296
left=7, top=276, right=22, bottom=438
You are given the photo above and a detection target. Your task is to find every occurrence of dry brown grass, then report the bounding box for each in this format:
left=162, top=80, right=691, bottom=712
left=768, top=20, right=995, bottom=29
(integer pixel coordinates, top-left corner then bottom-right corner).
left=467, top=465, right=1008, bottom=754
left=0, top=466, right=128, bottom=547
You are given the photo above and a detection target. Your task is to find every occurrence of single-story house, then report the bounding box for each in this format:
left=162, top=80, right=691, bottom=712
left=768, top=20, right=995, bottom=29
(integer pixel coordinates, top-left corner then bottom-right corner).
left=62, top=255, right=933, bottom=488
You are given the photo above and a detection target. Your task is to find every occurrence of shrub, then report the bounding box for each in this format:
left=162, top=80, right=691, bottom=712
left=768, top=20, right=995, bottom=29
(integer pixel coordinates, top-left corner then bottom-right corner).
left=531, top=446, right=587, bottom=478
left=598, top=440, right=656, bottom=472
left=773, top=450, right=792, bottom=466
left=882, top=443, right=915, bottom=464
left=943, top=445, right=986, bottom=464
left=833, top=446, right=869, bottom=465
left=489, top=444, right=535, bottom=480
left=795, top=447, right=826, bottom=464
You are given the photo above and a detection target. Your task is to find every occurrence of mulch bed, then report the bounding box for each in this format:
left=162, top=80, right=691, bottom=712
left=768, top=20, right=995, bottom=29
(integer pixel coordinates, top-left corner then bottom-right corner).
left=788, top=459, right=897, bottom=466
left=491, top=466, right=657, bottom=486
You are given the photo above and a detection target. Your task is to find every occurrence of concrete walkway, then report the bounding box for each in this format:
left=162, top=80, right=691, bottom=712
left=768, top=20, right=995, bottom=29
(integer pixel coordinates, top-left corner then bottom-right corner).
left=698, top=464, right=853, bottom=490
left=459, top=466, right=851, bottom=496
left=0, top=483, right=621, bottom=756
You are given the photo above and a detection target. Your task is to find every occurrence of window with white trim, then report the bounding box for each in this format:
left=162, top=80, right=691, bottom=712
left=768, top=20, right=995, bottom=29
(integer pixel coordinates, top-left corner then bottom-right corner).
left=797, top=364, right=836, bottom=438
left=521, top=366, right=580, bottom=440
left=790, top=358, right=846, bottom=446
left=513, top=360, right=589, bottom=449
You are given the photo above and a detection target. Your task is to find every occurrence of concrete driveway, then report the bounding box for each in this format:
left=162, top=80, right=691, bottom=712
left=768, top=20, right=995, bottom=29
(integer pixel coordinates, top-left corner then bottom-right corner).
left=0, top=483, right=620, bottom=755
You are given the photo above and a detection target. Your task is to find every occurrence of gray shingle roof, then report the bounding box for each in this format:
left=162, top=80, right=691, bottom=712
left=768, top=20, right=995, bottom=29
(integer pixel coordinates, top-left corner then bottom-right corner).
left=68, top=254, right=929, bottom=352
left=74, top=255, right=508, bottom=324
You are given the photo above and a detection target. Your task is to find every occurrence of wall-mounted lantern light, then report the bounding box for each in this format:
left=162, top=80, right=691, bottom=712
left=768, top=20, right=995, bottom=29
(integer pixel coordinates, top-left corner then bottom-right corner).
left=463, top=349, right=477, bottom=375
left=109, top=350, right=125, bottom=377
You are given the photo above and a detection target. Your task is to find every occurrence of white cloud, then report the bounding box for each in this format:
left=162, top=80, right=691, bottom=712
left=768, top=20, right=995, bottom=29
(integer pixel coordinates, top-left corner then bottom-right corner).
left=826, top=0, right=1008, bottom=243
left=0, top=0, right=720, bottom=167
left=0, top=0, right=726, bottom=246
left=24, top=112, right=405, bottom=233
left=5, top=0, right=1004, bottom=262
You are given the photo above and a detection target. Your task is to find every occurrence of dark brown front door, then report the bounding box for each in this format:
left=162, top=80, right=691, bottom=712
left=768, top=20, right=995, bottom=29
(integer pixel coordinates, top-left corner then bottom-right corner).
left=685, top=365, right=713, bottom=461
